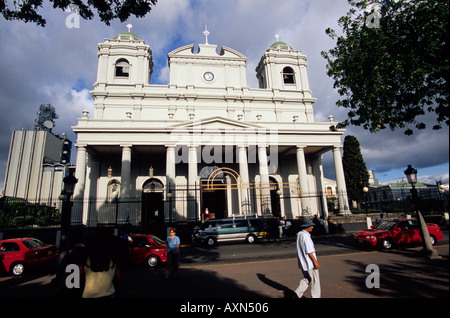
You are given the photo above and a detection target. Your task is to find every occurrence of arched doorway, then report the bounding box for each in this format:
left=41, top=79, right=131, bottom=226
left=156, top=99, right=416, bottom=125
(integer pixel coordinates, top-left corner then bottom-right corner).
left=269, top=177, right=282, bottom=218
left=200, top=166, right=228, bottom=220
left=142, top=178, right=164, bottom=235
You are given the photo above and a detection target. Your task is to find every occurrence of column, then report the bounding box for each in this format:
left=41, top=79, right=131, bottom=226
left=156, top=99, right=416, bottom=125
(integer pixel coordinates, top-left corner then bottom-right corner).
left=73, top=145, right=87, bottom=225
left=258, top=145, right=271, bottom=215
left=238, top=145, right=250, bottom=215
left=296, top=146, right=311, bottom=215
left=166, top=146, right=176, bottom=222
left=74, top=145, right=87, bottom=199
left=120, top=146, right=132, bottom=198
left=188, top=145, right=198, bottom=221
left=333, top=146, right=350, bottom=214
left=120, top=145, right=132, bottom=224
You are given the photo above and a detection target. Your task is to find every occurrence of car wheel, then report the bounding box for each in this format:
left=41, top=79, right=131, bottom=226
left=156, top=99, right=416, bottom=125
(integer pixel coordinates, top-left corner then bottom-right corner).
left=380, top=238, right=392, bottom=250
left=246, top=234, right=256, bottom=244
left=11, top=262, right=25, bottom=276
left=146, top=255, right=160, bottom=268
left=206, top=237, right=216, bottom=246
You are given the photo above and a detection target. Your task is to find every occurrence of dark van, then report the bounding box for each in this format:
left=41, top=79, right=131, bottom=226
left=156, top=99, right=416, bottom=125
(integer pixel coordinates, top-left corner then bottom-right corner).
left=192, top=216, right=267, bottom=246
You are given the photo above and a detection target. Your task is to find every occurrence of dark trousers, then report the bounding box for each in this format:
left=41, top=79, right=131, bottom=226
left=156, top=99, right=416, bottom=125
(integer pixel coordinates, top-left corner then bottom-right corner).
left=167, top=252, right=179, bottom=277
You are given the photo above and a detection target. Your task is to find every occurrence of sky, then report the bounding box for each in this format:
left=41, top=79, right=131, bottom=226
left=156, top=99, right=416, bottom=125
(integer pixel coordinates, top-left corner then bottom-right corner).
left=0, top=0, right=448, bottom=193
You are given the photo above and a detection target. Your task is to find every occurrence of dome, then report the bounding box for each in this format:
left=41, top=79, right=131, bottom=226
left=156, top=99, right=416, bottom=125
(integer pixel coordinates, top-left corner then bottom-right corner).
left=271, top=41, right=288, bottom=47
left=113, top=31, right=140, bottom=41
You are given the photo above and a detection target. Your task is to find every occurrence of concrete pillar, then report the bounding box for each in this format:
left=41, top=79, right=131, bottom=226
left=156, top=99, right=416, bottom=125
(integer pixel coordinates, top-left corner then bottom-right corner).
left=333, top=146, right=350, bottom=214
left=296, top=146, right=311, bottom=215
left=258, top=145, right=271, bottom=215
left=238, top=145, right=250, bottom=215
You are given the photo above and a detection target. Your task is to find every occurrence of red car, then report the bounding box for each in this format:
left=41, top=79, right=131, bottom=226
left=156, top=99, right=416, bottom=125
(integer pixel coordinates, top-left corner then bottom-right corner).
left=355, top=219, right=444, bottom=250
left=129, top=234, right=167, bottom=268
left=0, top=238, right=57, bottom=276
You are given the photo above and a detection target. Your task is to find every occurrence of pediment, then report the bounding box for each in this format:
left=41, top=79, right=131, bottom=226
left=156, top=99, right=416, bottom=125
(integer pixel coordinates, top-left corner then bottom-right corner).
left=168, top=116, right=263, bottom=131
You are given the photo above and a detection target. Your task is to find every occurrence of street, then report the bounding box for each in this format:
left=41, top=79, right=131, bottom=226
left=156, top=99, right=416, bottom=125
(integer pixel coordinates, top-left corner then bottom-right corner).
left=180, top=231, right=449, bottom=265
left=0, top=231, right=448, bottom=300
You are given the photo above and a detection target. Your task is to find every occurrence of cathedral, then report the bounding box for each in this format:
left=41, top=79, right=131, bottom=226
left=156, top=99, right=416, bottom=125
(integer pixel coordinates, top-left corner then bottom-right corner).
left=71, top=28, right=349, bottom=231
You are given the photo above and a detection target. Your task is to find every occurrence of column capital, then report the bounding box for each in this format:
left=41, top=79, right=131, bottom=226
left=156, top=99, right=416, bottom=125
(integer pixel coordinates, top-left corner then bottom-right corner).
left=75, top=144, right=87, bottom=150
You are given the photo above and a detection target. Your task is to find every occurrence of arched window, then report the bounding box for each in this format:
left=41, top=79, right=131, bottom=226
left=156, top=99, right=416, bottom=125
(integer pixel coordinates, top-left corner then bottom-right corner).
left=107, top=180, right=121, bottom=203
left=115, top=59, right=130, bottom=77
left=282, top=67, right=295, bottom=84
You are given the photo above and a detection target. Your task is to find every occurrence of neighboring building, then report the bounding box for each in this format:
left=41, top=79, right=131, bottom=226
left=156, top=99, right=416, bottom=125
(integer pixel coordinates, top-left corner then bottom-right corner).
left=71, top=29, right=350, bottom=231
left=368, top=169, right=379, bottom=185
left=366, top=182, right=443, bottom=211
left=3, top=130, right=73, bottom=204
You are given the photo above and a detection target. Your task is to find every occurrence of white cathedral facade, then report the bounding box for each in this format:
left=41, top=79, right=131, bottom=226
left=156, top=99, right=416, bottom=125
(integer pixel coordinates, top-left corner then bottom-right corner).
left=71, top=29, right=349, bottom=230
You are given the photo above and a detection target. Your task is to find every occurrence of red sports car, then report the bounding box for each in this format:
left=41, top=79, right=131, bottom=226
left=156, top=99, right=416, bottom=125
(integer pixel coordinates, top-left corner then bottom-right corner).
left=129, top=234, right=167, bottom=268
left=0, top=237, right=57, bottom=276
left=355, top=219, right=444, bottom=250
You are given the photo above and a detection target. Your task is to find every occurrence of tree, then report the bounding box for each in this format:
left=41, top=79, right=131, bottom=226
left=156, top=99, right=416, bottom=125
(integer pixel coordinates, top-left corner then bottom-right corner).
left=322, top=0, right=449, bottom=135
left=342, top=135, right=370, bottom=207
left=1, top=0, right=157, bottom=27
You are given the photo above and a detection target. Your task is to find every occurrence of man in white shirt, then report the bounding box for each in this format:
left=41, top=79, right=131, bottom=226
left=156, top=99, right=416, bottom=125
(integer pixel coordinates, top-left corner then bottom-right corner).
left=295, top=219, right=321, bottom=298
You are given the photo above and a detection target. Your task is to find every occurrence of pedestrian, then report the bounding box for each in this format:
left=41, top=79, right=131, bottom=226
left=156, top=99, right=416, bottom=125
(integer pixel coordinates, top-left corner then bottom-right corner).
left=295, top=219, right=321, bottom=298
left=81, top=228, right=122, bottom=298
left=165, top=227, right=180, bottom=279
left=278, top=217, right=285, bottom=238
left=375, top=213, right=386, bottom=226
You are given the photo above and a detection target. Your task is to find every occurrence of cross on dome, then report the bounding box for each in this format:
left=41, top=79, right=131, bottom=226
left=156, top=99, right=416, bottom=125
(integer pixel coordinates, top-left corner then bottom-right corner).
left=203, top=25, right=210, bottom=44
left=126, top=23, right=133, bottom=32
left=274, top=34, right=280, bottom=41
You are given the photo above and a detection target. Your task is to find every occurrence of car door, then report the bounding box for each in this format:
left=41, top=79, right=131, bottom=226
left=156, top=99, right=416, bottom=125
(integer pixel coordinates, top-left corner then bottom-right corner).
left=129, top=236, right=151, bottom=264
left=407, top=220, right=422, bottom=243
left=0, top=242, right=22, bottom=271
left=233, top=219, right=250, bottom=240
left=396, top=220, right=419, bottom=245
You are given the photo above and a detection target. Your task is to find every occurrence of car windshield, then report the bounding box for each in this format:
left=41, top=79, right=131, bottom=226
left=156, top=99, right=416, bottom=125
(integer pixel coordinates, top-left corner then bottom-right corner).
left=150, top=235, right=165, bottom=245
left=374, top=221, right=397, bottom=230
left=23, top=239, right=46, bottom=249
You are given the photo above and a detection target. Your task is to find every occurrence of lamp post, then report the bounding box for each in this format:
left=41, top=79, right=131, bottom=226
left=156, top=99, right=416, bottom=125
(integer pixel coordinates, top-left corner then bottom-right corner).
left=404, top=165, right=440, bottom=259
left=58, top=173, right=78, bottom=265
left=362, top=186, right=369, bottom=216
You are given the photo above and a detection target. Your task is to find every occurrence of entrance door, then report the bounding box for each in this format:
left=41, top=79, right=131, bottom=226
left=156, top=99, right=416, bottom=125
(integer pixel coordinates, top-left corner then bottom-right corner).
left=199, top=166, right=228, bottom=220
left=202, top=181, right=227, bottom=219
left=142, top=179, right=164, bottom=236
left=269, top=177, right=281, bottom=218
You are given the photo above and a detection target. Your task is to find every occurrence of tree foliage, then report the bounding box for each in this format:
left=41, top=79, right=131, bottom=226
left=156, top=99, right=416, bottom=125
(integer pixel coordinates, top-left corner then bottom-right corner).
left=342, top=135, right=370, bottom=205
left=1, top=0, right=157, bottom=26
left=322, top=0, right=449, bottom=135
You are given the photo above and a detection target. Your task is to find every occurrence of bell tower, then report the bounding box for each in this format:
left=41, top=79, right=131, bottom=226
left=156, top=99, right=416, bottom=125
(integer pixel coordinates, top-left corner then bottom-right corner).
left=255, top=39, right=312, bottom=98
left=94, top=25, right=153, bottom=90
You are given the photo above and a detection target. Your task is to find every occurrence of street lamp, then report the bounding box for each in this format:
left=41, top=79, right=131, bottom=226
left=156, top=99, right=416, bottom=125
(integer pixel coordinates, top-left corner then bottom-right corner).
left=58, top=173, right=78, bottom=266
left=362, top=186, right=369, bottom=216
left=404, top=165, right=417, bottom=185
left=404, top=165, right=441, bottom=259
